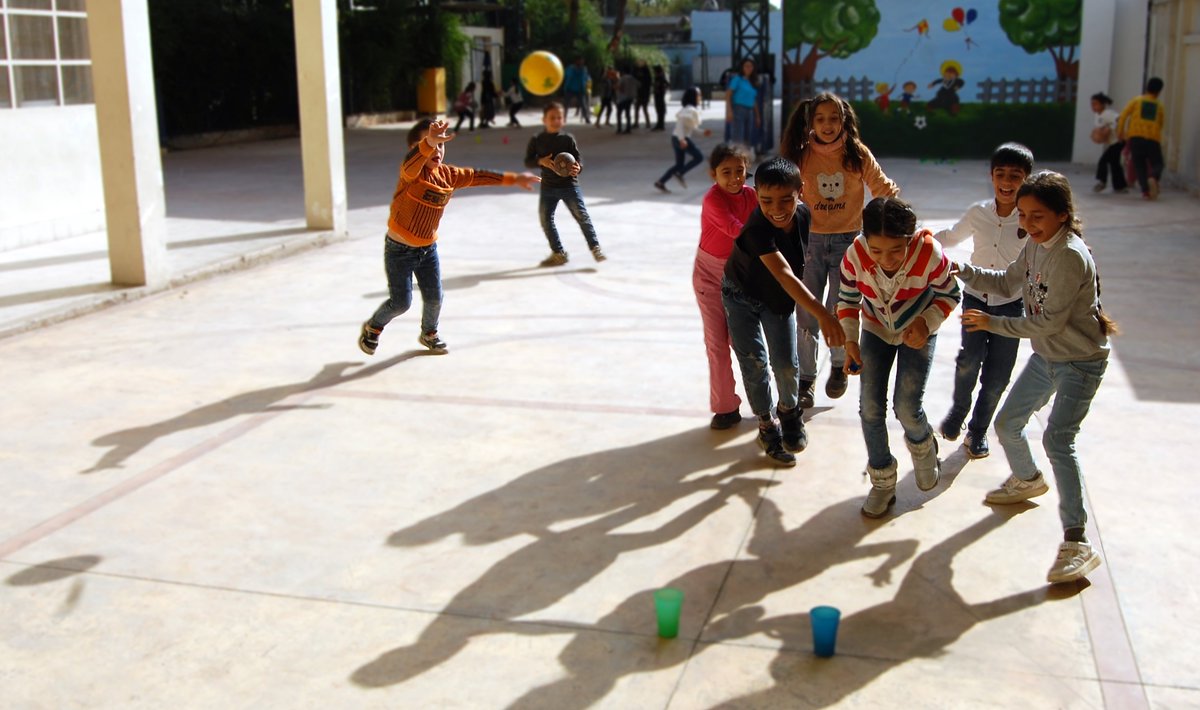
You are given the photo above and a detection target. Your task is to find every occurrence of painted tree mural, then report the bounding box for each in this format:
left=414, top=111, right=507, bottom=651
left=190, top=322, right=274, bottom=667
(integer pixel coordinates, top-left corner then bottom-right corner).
left=998, top=0, right=1081, bottom=80
left=782, top=0, right=881, bottom=83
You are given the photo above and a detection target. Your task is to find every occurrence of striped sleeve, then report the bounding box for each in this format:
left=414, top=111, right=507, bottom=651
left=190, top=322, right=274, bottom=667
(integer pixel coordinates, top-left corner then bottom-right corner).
left=917, top=234, right=960, bottom=332
left=837, top=240, right=865, bottom=344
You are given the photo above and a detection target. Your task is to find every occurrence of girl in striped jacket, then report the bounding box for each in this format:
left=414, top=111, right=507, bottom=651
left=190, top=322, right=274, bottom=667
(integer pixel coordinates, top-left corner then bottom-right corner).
left=838, top=197, right=961, bottom=518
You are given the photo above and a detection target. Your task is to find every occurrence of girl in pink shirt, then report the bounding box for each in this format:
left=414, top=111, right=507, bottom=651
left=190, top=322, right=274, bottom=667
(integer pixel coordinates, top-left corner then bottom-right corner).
left=696, top=143, right=757, bottom=429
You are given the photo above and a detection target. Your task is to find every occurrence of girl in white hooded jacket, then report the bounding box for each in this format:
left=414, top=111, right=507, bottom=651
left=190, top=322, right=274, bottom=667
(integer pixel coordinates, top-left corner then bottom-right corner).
left=654, top=87, right=708, bottom=192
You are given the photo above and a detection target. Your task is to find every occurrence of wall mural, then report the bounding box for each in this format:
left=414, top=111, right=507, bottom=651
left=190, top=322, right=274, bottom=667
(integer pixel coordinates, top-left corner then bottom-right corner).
left=781, top=0, right=1082, bottom=159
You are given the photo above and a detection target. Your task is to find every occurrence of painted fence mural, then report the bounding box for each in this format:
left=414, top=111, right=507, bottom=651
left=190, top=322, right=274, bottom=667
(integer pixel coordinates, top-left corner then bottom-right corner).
left=781, top=0, right=1082, bottom=159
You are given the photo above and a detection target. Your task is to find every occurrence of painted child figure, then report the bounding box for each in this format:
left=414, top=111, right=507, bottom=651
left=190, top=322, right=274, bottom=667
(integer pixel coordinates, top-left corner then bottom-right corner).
left=359, top=119, right=539, bottom=355
left=839, top=197, right=961, bottom=518
left=934, top=142, right=1034, bottom=459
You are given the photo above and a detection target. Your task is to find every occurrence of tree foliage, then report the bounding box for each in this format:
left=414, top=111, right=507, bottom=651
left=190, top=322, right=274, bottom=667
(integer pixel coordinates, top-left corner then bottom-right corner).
left=997, top=0, right=1081, bottom=78
left=782, top=0, right=879, bottom=80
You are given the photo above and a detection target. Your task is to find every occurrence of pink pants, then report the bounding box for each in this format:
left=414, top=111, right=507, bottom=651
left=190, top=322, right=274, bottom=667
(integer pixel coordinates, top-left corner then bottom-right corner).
left=693, top=248, right=742, bottom=413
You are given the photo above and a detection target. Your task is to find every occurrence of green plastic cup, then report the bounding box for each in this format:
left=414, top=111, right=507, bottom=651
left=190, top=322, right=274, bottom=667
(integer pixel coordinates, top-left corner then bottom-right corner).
left=654, top=587, right=684, bottom=638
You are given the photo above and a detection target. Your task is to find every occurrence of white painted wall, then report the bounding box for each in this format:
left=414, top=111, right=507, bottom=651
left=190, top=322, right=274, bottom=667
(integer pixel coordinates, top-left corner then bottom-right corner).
left=1073, top=0, right=1149, bottom=165
left=0, top=106, right=104, bottom=251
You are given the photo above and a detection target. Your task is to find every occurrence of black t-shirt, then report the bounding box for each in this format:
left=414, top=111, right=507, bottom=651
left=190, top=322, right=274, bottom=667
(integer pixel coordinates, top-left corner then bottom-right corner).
left=724, top=204, right=810, bottom=314
left=524, top=131, right=579, bottom=189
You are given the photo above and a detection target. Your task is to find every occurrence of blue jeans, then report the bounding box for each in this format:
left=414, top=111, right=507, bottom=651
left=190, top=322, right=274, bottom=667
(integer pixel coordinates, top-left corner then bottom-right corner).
left=995, top=354, right=1107, bottom=531
left=945, top=294, right=1024, bottom=437
left=539, top=185, right=600, bottom=254
left=730, top=103, right=755, bottom=146
left=798, top=231, right=857, bottom=379
left=722, top=278, right=799, bottom=417
left=858, top=329, right=937, bottom=469
left=369, top=236, right=441, bottom=334
left=657, top=136, right=704, bottom=185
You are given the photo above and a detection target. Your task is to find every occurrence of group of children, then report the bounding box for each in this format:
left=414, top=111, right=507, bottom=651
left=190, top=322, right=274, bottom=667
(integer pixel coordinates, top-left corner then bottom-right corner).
left=694, top=92, right=1114, bottom=585
left=1088, top=76, right=1167, bottom=200
left=358, top=90, right=1115, bottom=585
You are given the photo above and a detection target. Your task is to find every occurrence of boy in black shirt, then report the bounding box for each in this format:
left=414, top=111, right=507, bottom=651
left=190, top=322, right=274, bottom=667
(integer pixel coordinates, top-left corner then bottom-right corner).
left=723, top=157, right=845, bottom=464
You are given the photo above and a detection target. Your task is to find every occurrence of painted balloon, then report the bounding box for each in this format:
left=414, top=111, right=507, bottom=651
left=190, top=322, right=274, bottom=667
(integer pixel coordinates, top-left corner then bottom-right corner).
left=966, top=8, right=978, bottom=24
left=943, top=17, right=961, bottom=32
left=952, top=7, right=965, bottom=24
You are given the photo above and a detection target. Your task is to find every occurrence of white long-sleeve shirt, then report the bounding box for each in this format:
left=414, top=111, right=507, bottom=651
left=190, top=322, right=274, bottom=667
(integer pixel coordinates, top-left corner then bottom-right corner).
left=673, top=106, right=701, bottom=142
left=934, top=198, right=1026, bottom=306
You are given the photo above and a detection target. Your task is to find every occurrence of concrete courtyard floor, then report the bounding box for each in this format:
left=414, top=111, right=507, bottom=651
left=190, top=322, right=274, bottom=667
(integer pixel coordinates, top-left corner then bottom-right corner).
left=2, top=102, right=1199, bottom=709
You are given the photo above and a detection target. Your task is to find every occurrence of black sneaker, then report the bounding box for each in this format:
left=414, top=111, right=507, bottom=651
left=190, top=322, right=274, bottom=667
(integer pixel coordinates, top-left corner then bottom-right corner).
left=757, top=424, right=796, bottom=466
left=359, top=321, right=382, bottom=355
left=798, top=379, right=816, bottom=409
left=777, top=405, right=807, bottom=453
left=710, top=410, right=742, bottom=430
left=965, top=431, right=990, bottom=459
left=826, top=366, right=848, bottom=399
left=418, top=331, right=448, bottom=353
left=939, top=415, right=964, bottom=442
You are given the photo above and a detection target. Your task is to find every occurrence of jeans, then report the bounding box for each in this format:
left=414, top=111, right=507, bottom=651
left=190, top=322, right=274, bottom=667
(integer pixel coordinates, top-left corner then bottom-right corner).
left=858, top=329, right=937, bottom=469
left=539, top=185, right=600, bottom=254
left=730, top=103, right=755, bottom=145
left=994, top=354, right=1107, bottom=531
left=722, top=278, right=799, bottom=417
left=695, top=250, right=741, bottom=413
left=657, top=136, right=704, bottom=185
left=369, top=236, right=441, bottom=335
left=797, top=231, right=857, bottom=379
left=945, top=294, right=1024, bottom=437
left=616, top=100, right=633, bottom=133
left=1128, top=137, right=1164, bottom=195
left=1095, top=141, right=1127, bottom=190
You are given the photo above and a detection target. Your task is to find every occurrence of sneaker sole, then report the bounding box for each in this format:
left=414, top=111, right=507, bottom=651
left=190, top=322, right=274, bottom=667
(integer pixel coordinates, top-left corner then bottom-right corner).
left=1047, top=553, right=1102, bottom=584
left=417, top=336, right=448, bottom=353
left=966, top=448, right=990, bottom=460
left=985, top=482, right=1049, bottom=505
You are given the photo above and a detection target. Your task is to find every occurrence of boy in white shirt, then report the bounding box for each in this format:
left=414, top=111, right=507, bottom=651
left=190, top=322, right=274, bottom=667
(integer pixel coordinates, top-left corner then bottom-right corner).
left=934, top=142, right=1033, bottom=458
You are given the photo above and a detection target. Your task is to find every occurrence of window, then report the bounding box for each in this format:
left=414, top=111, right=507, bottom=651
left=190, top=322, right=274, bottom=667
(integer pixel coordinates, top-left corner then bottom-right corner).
left=0, top=0, right=91, bottom=108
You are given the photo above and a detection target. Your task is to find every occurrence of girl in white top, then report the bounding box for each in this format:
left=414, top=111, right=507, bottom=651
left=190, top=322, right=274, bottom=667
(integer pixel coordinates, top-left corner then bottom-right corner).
left=654, top=87, right=708, bottom=192
left=1089, top=92, right=1128, bottom=193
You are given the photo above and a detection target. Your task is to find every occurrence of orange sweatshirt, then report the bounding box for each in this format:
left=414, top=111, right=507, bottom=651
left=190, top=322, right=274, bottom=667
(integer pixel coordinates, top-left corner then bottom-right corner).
left=387, top=138, right=517, bottom=247
left=799, top=138, right=898, bottom=235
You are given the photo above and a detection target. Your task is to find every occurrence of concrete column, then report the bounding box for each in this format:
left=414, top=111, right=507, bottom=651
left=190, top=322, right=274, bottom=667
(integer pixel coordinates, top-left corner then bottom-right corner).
left=86, top=0, right=167, bottom=287
left=293, top=1, right=348, bottom=235
left=1073, top=0, right=1117, bottom=164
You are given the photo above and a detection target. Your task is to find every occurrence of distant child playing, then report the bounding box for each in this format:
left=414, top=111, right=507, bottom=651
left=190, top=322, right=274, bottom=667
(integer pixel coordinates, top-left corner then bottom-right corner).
left=1116, top=76, right=1166, bottom=200
left=359, top=119, right=539, bottom=355
left=722, top=157, right=845, bottom=466
left=934, top=142, right=1034, bottom=459
left=839, top=197, right=961, bottom=518
left=956, top=171, right=1116, bottom=584
left=780, top=92, right=899, bottom=409
left=655, top=86, right=707, bottom=193
left=524, top=102, right=606, bottom=267
left=695, top=143, right=757, bottom=430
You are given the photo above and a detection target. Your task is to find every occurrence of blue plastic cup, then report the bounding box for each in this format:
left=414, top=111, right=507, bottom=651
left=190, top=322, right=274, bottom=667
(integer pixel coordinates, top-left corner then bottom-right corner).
left=810, top=605, right=841, bottom=657
left=654, top=587, right=684, bottom=638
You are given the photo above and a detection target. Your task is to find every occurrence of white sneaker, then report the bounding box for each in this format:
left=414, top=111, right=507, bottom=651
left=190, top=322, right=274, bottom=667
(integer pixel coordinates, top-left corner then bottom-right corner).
left=984, top=472, right=1049, bottom=504
left=1047, top=541, right=1101, bottom=583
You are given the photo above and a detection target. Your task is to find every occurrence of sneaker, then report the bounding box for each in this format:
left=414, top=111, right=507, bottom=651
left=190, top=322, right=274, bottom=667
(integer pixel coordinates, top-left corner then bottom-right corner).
left=777, top=405, right=807, bottom=453
left=710, top=410, right=742, bottom=430
left=675, top=173, right=687, bottom=189
left=1092, top=181, right=1105, bottom=193
left=417, top=331, right=448, bottom=353
left=1114, top=187, right=1130, bottom=194
left=825, top=366, right=848, bottom=399
left=1149, top=177, right=1160, bottom=200
left=939, top=415, right=964, bottom=442
left=984, top=472, right=1049, bottom=504
left=539, top=251, right=569, bottom=267
left=757, top=424, right=796, bottom=466
left=798, top=379, right=816, bottom=409
left=1046, top=541, right=1102, bottom=584
left=654, top=181, right=670, bottom=193
left=591, top=245, right=607, bottom=262
left=964, top=431, right=990, bottom=459
left=358, top=321, right=382, bottom=356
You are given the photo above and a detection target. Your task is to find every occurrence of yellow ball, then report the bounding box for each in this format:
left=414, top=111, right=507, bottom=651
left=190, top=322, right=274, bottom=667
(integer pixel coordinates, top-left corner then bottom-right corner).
left=519, top=51, right=564, bottom=96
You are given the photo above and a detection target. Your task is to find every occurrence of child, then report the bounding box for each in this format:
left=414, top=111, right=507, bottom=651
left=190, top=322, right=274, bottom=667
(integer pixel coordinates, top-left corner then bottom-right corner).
left=654, top=86, right=707, bottom=193
left=524, top=102, right=606, bottom=266
left=839, top=197, right=961, bottom=517
left=934, top=142, right=1034, bottom=459
left=695, top=143, right=757, bottom=430
left=452, top=82, right=476, bottom=133
left=652, top=65, right=669, bottom=131
left=955, top=171, right=1115, bottom=584
left=780, top=92, right=899, bottom=408
left=722, top=157, right=845, bottom=465
left=1116, top=77, right=1166, bottom=200
left=1089, top=92, right=1126, bottom=193
left=615, top=67, right=638, bottom=135
left=359, top=119, right=539, bottom=355
left=596, top=67, right=618, bottom=128
left=504, top=80, right=524, bottom=128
